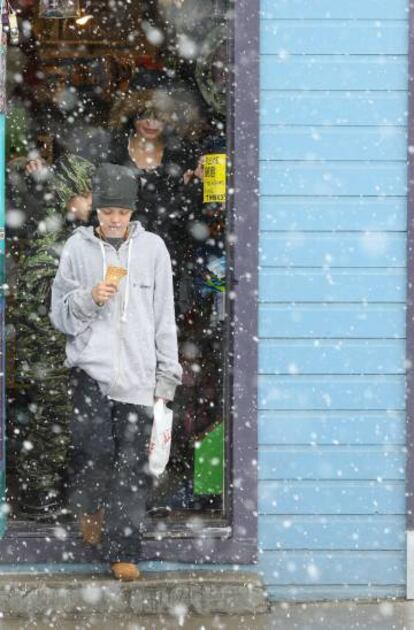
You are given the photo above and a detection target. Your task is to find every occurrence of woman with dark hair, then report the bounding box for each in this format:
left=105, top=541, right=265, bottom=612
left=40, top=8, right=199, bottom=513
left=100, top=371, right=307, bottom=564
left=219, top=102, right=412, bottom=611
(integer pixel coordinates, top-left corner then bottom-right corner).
left=107, top=87, right=202, bottom=256
left=107, top=85, right=216, bottom=512
left=108, top=83, right=204, bottom=315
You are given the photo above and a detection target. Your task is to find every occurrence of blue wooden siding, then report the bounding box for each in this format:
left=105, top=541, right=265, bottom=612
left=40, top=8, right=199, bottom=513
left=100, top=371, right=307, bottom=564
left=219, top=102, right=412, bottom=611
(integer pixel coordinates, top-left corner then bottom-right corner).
left=258, top=0, right=409, bottom=600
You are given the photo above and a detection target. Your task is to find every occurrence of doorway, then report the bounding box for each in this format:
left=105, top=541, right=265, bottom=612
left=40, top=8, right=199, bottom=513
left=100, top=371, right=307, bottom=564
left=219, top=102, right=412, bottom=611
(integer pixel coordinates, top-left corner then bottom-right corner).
left=4, top=0, right=232, bottom=549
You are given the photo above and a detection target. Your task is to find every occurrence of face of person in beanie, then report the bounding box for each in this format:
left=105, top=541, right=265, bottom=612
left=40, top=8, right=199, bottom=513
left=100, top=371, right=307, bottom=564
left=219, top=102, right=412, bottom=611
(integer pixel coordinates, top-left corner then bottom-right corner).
left=97, top=206, right=133, bottom=238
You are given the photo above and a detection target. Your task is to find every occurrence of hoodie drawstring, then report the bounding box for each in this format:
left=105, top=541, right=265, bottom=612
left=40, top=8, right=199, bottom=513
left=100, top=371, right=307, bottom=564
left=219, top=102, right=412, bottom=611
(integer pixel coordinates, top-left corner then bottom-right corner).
left=99, top=240, right=107, bottom=278
left=121, top=239, right=132, bottom=323
left=99, top=237, right=132, bottom=323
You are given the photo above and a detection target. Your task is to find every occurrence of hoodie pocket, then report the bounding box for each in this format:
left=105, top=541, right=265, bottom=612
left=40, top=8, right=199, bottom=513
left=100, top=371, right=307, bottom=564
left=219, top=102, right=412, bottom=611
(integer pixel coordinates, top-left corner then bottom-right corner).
left=66, top=327, right=92, bottom=365
left=125, top=334, right=156, bottom=386
left=75, top=318, right=114, bottom=369
left=76, top=327, right=96, bottom=362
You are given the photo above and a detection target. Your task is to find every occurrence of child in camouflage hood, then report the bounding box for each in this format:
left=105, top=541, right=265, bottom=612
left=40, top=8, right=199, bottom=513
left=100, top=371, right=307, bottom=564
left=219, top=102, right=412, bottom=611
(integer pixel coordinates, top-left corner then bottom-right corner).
left=11, top=154, right=94, bottom=519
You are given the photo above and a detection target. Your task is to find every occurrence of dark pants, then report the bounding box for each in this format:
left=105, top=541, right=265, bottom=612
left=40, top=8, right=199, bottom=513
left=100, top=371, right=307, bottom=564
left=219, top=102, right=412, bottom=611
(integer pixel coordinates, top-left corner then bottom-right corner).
left=68, top=368, right=153, bottom=562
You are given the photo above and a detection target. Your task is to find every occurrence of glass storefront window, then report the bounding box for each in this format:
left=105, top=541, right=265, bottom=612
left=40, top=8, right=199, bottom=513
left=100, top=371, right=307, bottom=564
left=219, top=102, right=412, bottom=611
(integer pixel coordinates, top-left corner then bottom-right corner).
left=5, top=0, right=232, bottom=536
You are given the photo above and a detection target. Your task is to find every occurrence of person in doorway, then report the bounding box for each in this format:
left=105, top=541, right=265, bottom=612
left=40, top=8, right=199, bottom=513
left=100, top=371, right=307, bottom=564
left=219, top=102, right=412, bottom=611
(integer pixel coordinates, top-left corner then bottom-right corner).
left=10, top=154, right=94, bottom=518
left=108, top=84, right=201, bottom=250
left=50, top=163, right=182, bottom=580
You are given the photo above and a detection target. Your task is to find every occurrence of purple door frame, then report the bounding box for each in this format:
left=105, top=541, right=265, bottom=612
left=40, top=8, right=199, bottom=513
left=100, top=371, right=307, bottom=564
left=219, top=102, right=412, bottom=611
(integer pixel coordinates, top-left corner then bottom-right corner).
left=0, top=0, right=260, bottom=564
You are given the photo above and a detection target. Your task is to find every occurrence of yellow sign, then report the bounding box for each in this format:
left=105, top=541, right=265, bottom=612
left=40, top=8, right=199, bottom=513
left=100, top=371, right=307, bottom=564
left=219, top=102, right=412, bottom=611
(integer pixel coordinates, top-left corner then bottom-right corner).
left=203, top=153, right=226, bottom=203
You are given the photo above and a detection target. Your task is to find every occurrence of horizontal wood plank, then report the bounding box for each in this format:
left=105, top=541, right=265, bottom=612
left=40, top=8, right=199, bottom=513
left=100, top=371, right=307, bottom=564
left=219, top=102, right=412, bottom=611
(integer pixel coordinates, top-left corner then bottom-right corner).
left=261, top=0, right=408, bottom=20
left=260, top=197, right=406, bottom=231
left=259, top=269, right=406, bottom=302
left=259, top=303, right=406, bottom=338
left=261, top=92, right=408, bottom=127
left=260, top=162, right=406, bottom=196
left=259, top=480, right=405, bottom=514
left=260, top=126, right=407, bottom=161
left=259, top=515, right=405, bottom=550
left=258, top=375, right=405, bottom=410
left=259, top=446, right=405, bottom=480
left=259, top=340, right=405, bottom=374
left=257, top=550, right=404, bottom=585
left=258, top=411, right=405, bottom=445
left=260, top=233, right=405, bottom=267
left=261, top=21, right=408, bottom=55
left=261, top=57, right=408, bottom=91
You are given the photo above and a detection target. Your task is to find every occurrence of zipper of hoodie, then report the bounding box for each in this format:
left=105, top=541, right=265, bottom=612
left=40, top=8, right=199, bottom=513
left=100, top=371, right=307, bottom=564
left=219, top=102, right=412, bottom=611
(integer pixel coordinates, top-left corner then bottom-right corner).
left=113, top=295, right=123, bottom=390
left=112, top=244, right=127, bottom=391
left=100, top=239, right=124, bottom=394
left=97, top=228, right=136, bottom=394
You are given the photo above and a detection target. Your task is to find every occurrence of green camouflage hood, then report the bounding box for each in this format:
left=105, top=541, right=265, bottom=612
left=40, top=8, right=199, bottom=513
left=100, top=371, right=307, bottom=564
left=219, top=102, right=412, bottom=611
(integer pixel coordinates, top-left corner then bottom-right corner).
left=48, top=154, right=95, bottom=218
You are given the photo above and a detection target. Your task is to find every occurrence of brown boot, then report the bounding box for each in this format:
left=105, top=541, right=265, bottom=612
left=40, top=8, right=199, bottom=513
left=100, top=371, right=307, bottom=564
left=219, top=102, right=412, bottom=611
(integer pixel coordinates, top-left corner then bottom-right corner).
left=111, top=562, right=141, bottom=581
left=79, top=508, right=105, bottom=546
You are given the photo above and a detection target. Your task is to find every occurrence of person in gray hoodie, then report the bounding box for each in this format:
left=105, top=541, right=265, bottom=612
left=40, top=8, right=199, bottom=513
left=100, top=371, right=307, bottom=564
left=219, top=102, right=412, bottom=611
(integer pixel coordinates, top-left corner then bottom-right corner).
left=50, top=163, right=182, bottom=581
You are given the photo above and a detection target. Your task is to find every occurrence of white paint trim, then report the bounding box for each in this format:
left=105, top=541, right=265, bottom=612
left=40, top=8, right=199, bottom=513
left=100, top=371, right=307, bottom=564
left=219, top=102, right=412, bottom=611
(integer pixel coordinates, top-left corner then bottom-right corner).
left=407, top=530, right=414, bottom=599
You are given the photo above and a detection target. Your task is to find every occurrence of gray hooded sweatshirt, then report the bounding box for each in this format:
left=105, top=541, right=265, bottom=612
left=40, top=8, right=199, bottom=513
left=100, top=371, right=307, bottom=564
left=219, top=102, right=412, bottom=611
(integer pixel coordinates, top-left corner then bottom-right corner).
left=50, top=221, right=182, bottom=405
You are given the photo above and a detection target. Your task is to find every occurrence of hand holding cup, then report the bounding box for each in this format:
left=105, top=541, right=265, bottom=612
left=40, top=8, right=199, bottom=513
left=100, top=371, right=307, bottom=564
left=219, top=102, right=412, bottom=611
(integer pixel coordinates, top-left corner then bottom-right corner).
left=91, top=282, right=117, bottom=306
left=91, top=266, right=127, bottom=306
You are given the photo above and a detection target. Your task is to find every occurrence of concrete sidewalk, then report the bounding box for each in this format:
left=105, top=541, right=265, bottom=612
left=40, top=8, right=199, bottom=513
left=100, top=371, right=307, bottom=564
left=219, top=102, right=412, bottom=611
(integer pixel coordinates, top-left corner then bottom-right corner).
left=2, top=601, right=414, bottom=629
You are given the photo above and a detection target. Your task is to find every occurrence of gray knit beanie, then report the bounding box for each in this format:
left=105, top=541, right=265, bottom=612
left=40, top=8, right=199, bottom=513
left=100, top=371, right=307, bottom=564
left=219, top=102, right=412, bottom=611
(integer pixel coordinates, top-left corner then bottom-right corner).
left=92, top=163, right=138, bottom=212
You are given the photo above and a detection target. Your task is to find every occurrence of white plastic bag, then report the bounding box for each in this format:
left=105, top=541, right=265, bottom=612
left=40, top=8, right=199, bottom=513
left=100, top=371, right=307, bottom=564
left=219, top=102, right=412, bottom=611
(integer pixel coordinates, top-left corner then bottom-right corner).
left=148, top=399, right=173, bottom=477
